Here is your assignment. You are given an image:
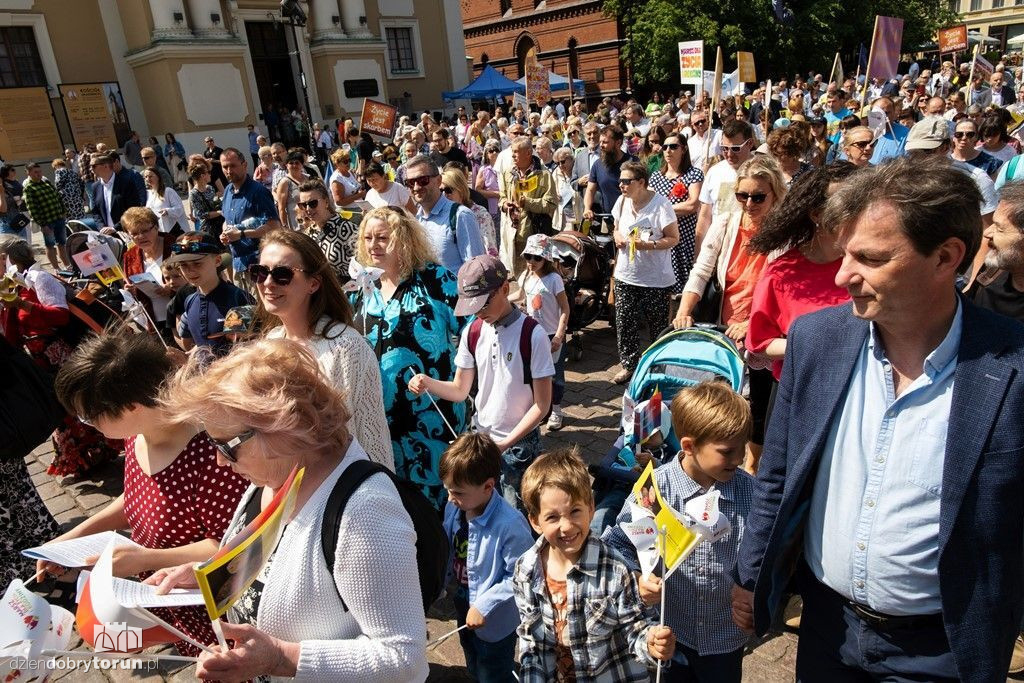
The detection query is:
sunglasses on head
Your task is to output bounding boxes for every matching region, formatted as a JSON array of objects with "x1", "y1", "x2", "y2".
[
  {"x1": 296, "y1": 199, "x2": 320, "y2": 210},
  {"x1": 248, "y1": 263, "x2": 308, "y2": 285},
  {"x1": 172, "y1": 238, "x2": 211, "y2": 255},
  {"x1": 210, "y1": 430, "x2": 255, "y2": 463},
  {"x1": 404, "y1": 174, "x2": 435, "y2": 189},
  {"x1": 735, "y1": 191, "x2": 769, "y2": 204},
  {"x1": 954, "y1": 131, "x2": 977, "y2": 139}
]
